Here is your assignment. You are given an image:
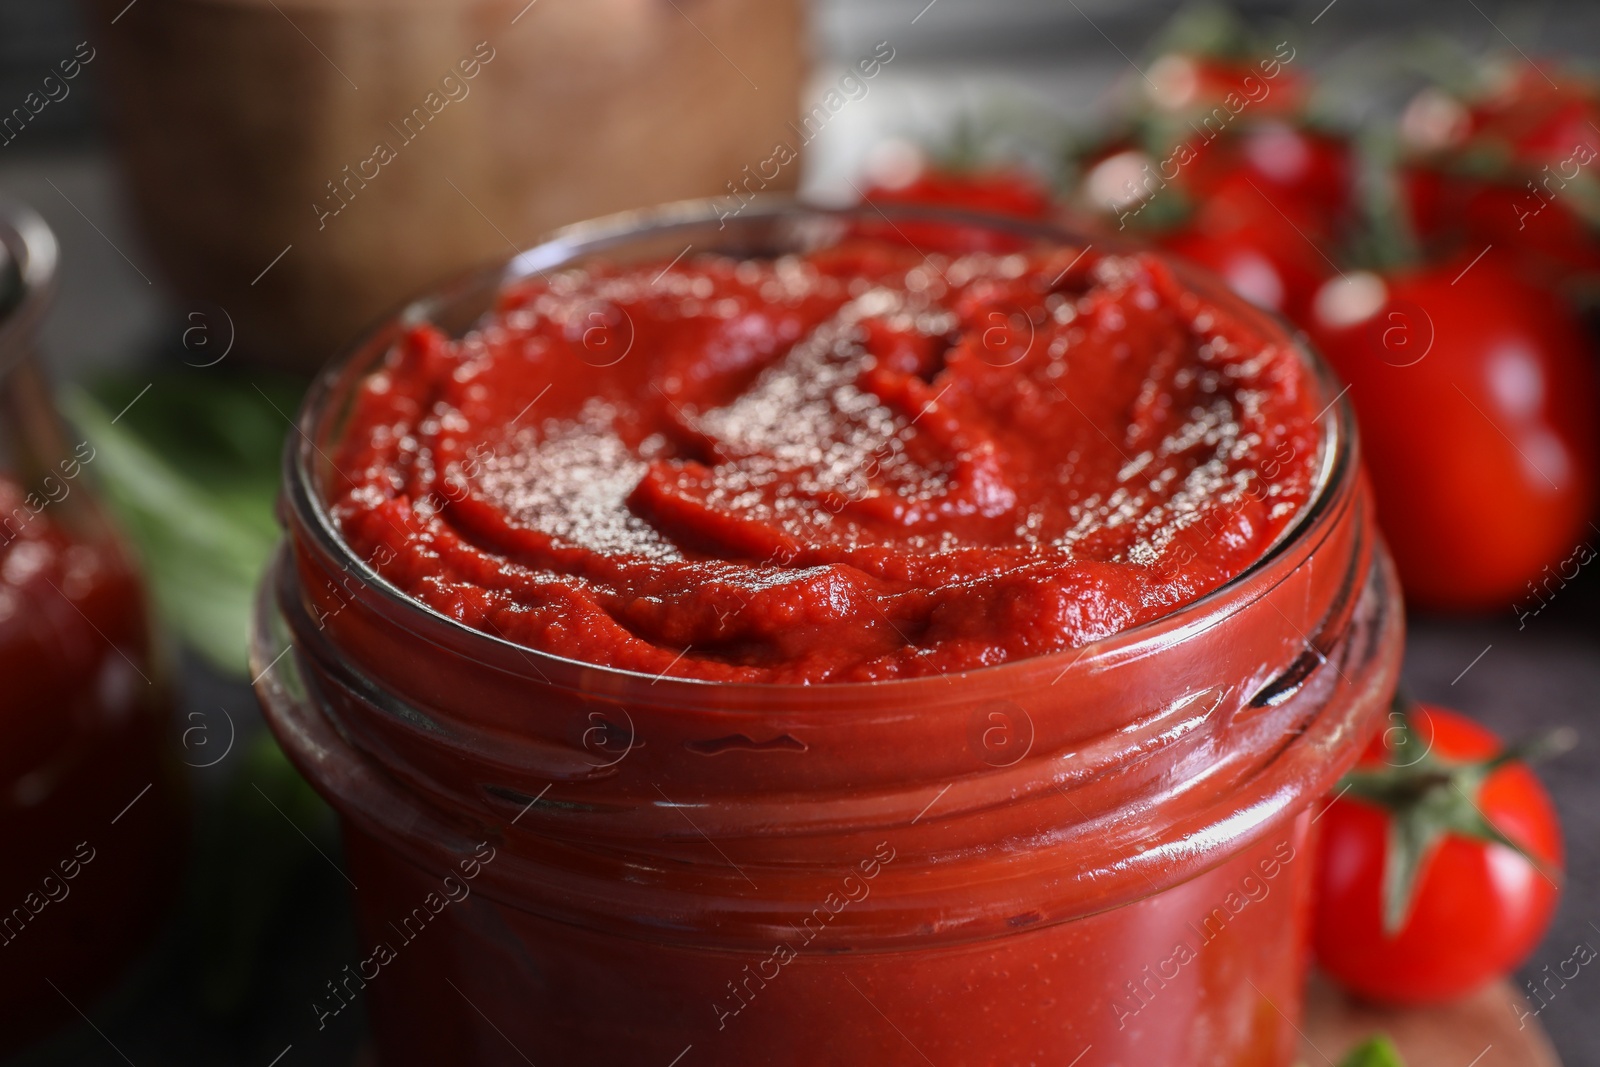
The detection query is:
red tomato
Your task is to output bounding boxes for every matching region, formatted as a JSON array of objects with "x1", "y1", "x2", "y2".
[
  {"x1": 1072, "y1": 114, "x2": 1352, "y2": 321},
  {"x1": 1408, "y1": 170, "x2": 1600, "y2": 290},
  {"x1": 1401, "y1": 165, "x2": 1457, "y2": 244},
  {"x1": 1143, "y1": 51, "x2": 1312, "y2": 120},
  {"x1": 1072, "y1": 34, "x2": 1354, "y2": 283},
  {"x1": 1401, "y1": 70, "x2": 1600, "y2": 286},
  {"x1": 1462, "y1": 67, "x2": 1600, "y2": 161},
  {"x1": 1314, "y1": 704, "x2": 1564, "y2": 1004},
  {"x1": 1183, "y1": 122, "x2": 1355, "y2": 227},
  {"x1": 861, "y1": 167, "x2": 1055, "y2": 221},
  {"x1": 1307, "y1": 255, "x2": 1599, "y2": 611},
  {"x1": 857, "y1": 166, "x2": 1056, "y2": 254},
  {"x1": 1160, "y1": 170, "x2": 1335, "y2": 321},
  {"x1": 1080, "y1": 123, "x2": 1353, "y2": 240}
]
